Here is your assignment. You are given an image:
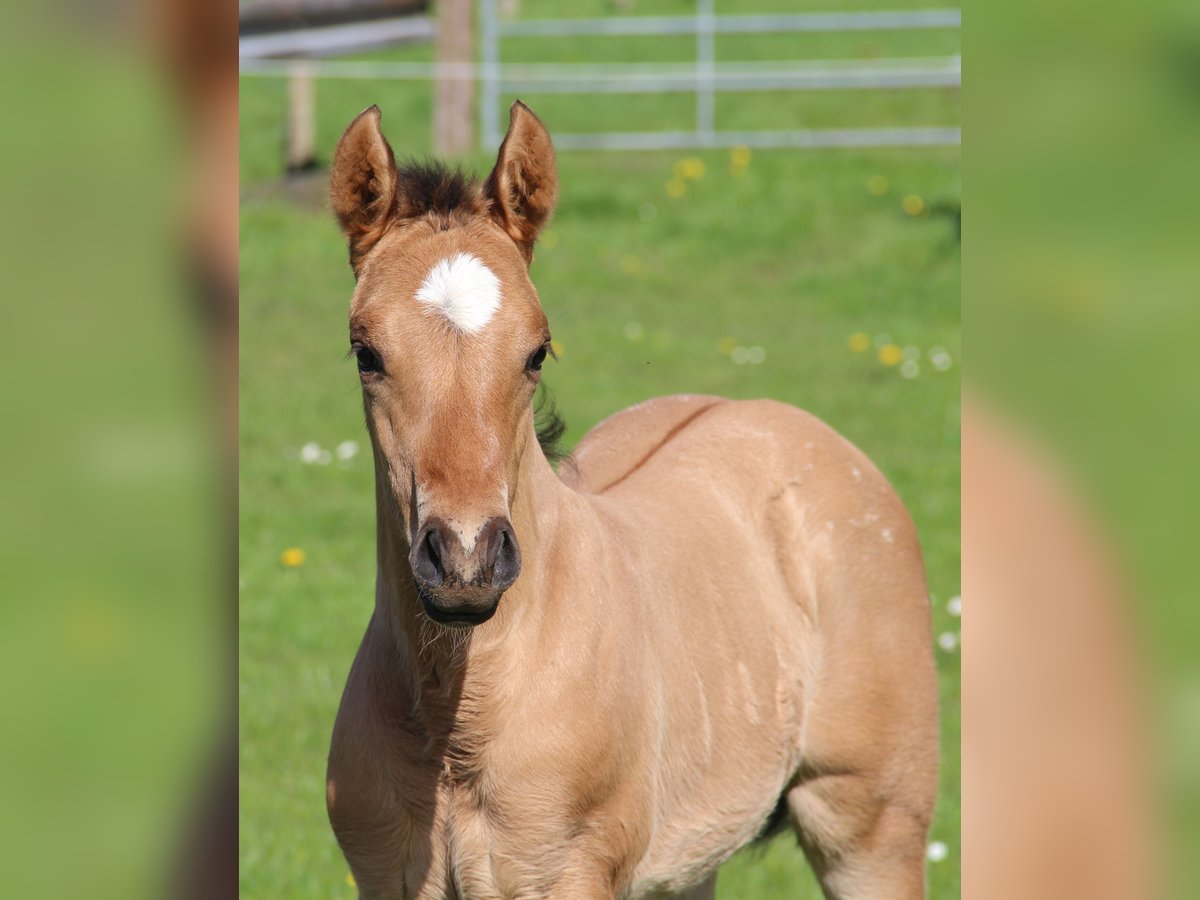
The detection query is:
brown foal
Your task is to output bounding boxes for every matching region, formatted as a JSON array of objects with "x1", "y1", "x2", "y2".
[{"x1": 325, "y1": 101, "x2": 939, "y2": 900}]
